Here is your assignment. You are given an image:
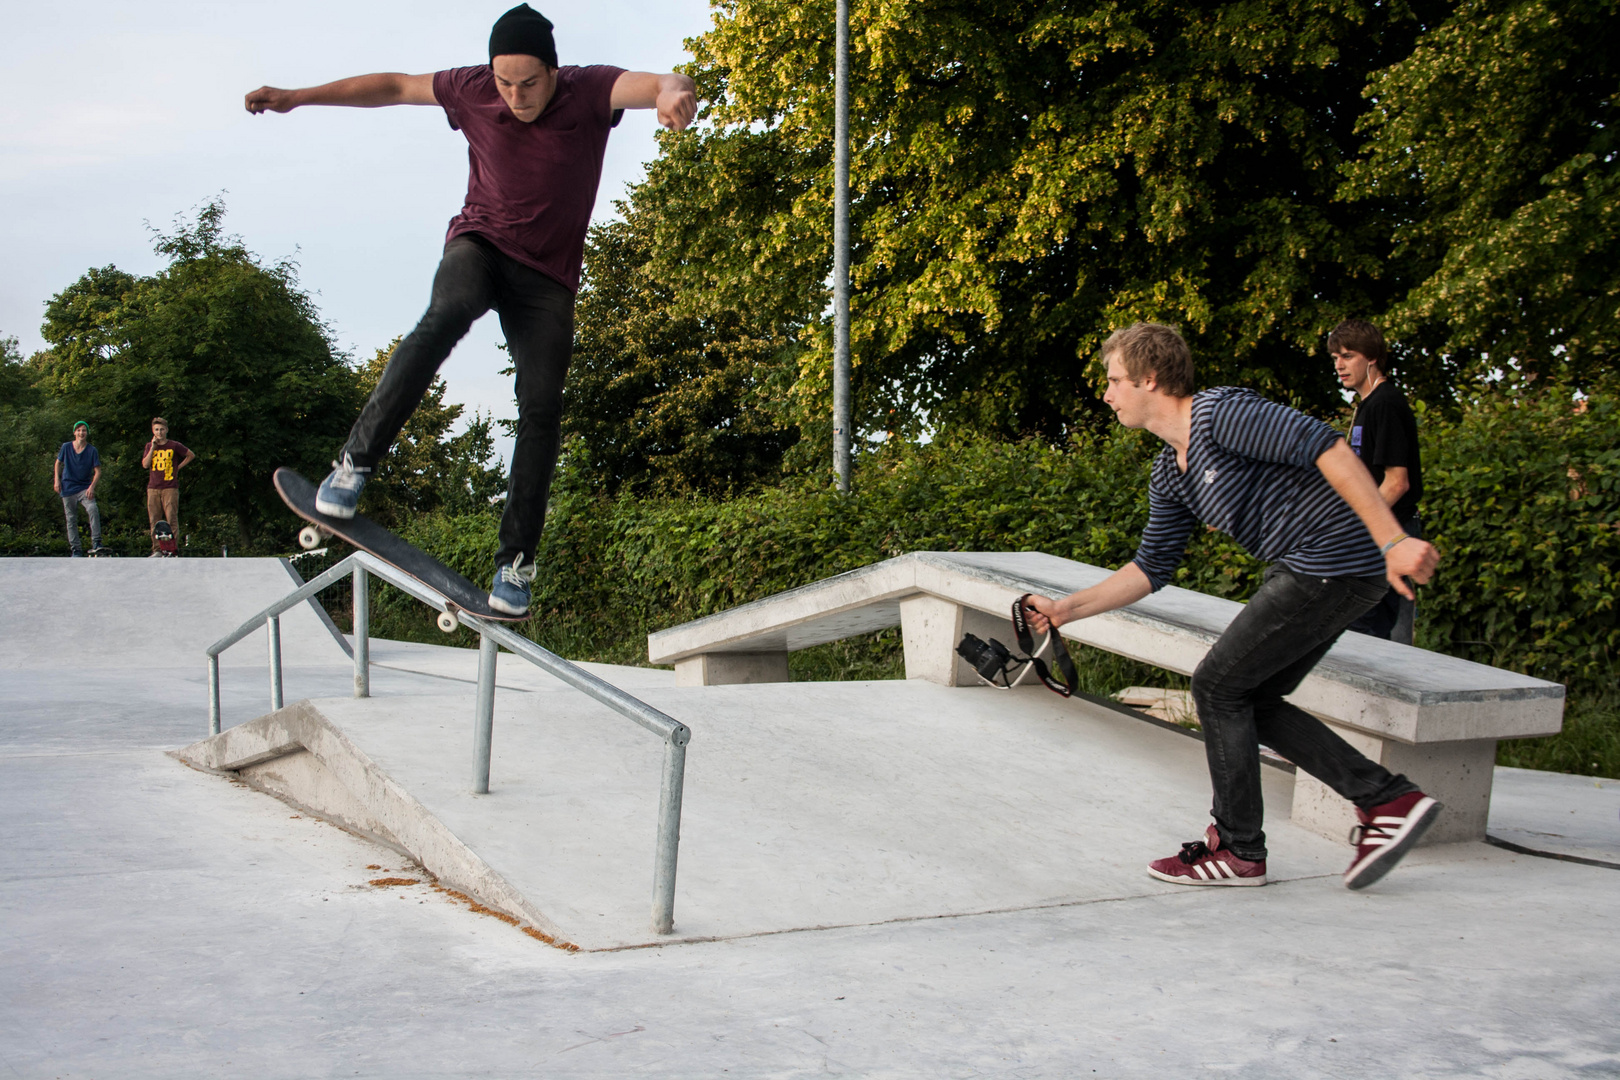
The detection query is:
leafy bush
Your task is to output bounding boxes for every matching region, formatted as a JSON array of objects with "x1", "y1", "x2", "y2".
[
  {"x1": 383, "y1": 379, "x2": 1619, "y2": 777},
  {"x1": 1417, "y1": 382, "x2": 1620, "y2": 692}
]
